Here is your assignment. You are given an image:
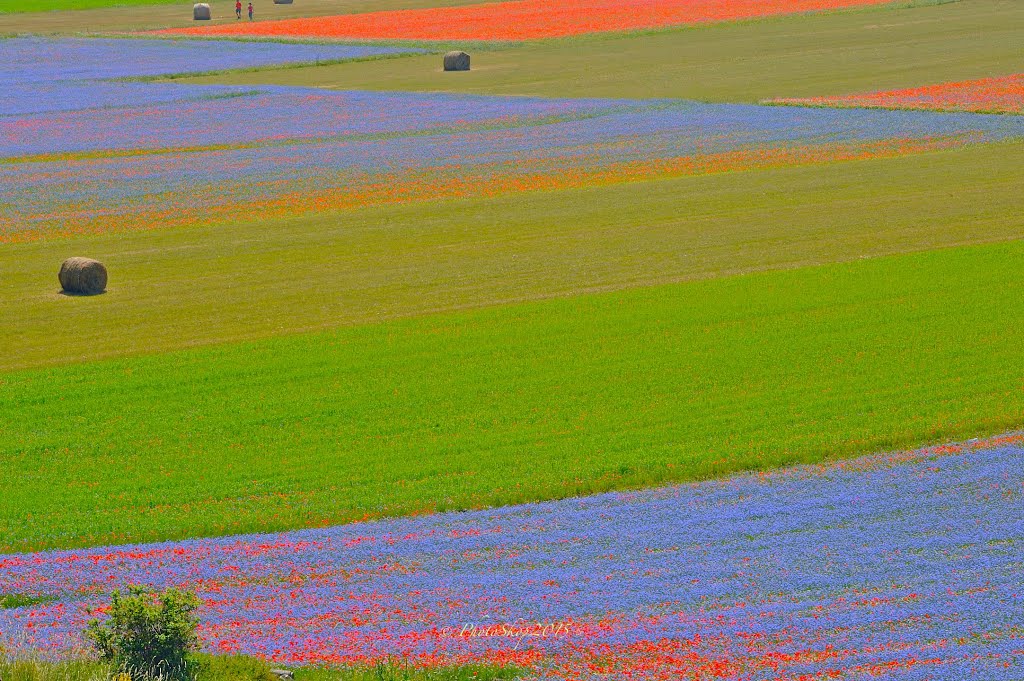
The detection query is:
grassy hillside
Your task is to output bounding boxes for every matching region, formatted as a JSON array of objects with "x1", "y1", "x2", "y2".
[
  {"x1": 192, "y1": 0, "x2": 1023, "y2": 102},
  {"x1": 3, "y1": 239, "x2": 1024, "y2": 552}
]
